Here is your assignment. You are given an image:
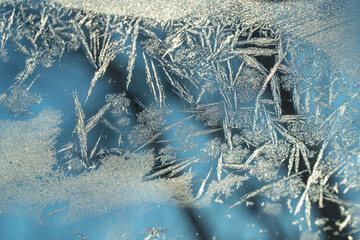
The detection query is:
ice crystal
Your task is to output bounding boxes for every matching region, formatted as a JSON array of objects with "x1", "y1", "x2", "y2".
[
  {"x1": 195, "y1": 105, "x2": 223, "y2": 127},
  {"x1": 0, "y1": 109, "x2": 61, "y2": 179},
  {"x1": 143, "y1": 225, "x2": 167, "y2": 240},
  {"x1": 262, "y1": 202, "x2": 282, "y2": 216},
  {"x1": 200, "y1": 174, "x2": 248, "y2": 205},
  {"x1": 1, "y1": 85, "x2": 41, "y2": 116},
  {"x1": 249, "y1": 156, "x2": 281, "y2": 182},
  {"x1": 105, "y1": 93, "x2": 130, "y2": 117},
  {"x1": 0, "y1": 0, "x2": 359, "y2": 239}
]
